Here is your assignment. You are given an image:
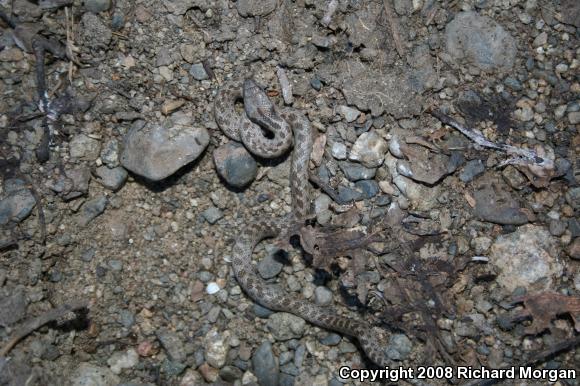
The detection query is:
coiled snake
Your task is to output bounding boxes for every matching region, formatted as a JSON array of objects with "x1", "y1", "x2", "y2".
[{"x1": 215, "y1": 79, "x2": 391, "y2": 366}]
